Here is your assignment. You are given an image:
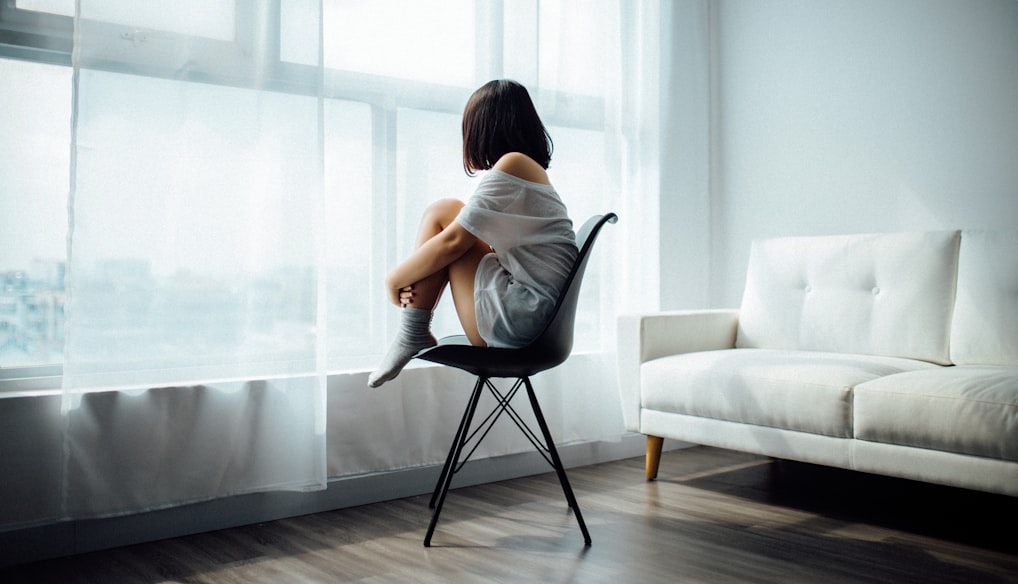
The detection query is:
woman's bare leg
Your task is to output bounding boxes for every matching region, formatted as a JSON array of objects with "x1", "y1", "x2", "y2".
[
  {"x1": 400, "y1": 198, "x2": 489, "y2": 345},
  {"x1": 368, "y1": 199, "x2": 488, "y2": 387},
  {"x1": 448, "y1": 241, "x2": 489, "y2": 346},
  {"x1": 398, "y1": 198, "x2": 463, "y2": 309}
]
